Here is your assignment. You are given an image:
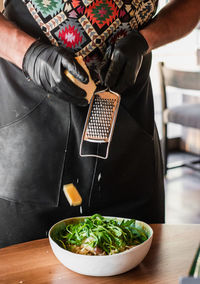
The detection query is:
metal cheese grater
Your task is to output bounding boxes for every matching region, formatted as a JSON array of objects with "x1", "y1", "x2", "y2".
[{"x1": 80, "y1": 89, "x2": 121, "y2": 159}]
